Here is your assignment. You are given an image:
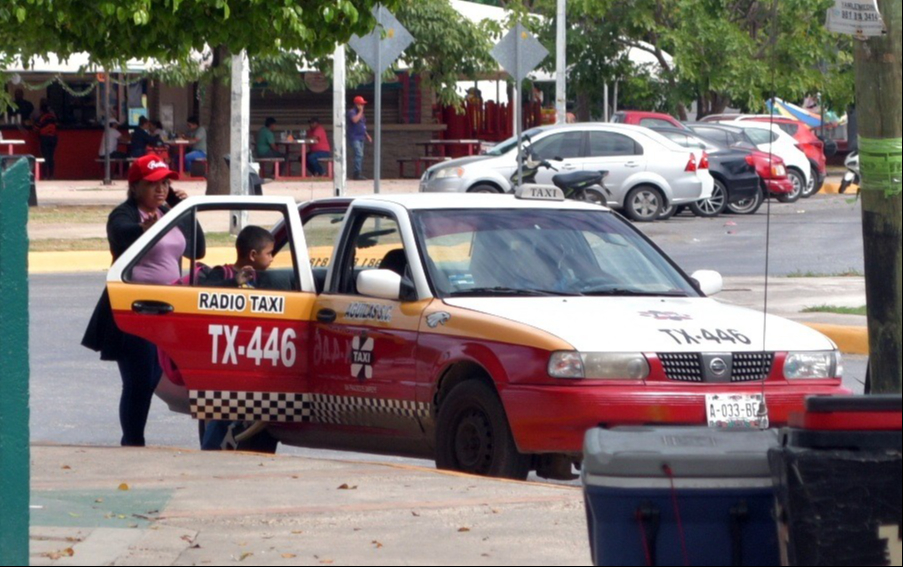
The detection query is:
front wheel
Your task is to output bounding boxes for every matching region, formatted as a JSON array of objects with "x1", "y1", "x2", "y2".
[
  {"x1": 690, "y1": 179, "x2": 728, "y2": 218},
  {"x1": 776, "y1": 169, "x2": 804, "y2": 203},
  {"x1": 578, "y1": 187, "x2": 607, "y2": 206},
  {"x1": 469, "y1": 184, "x2": 501, "y2": 194},
  {"x1": 435, "y1": 381, "x2": 531, "y2": 480},
  {"x1": 726, "y1": 189, "x2": 764, "y2": 215},
  {"x1": 802, "y1": 167, "x2": 819, "y2": 199},
  {"x1": 623, "y1": 185, "x2": 664, "y2": 223}
]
